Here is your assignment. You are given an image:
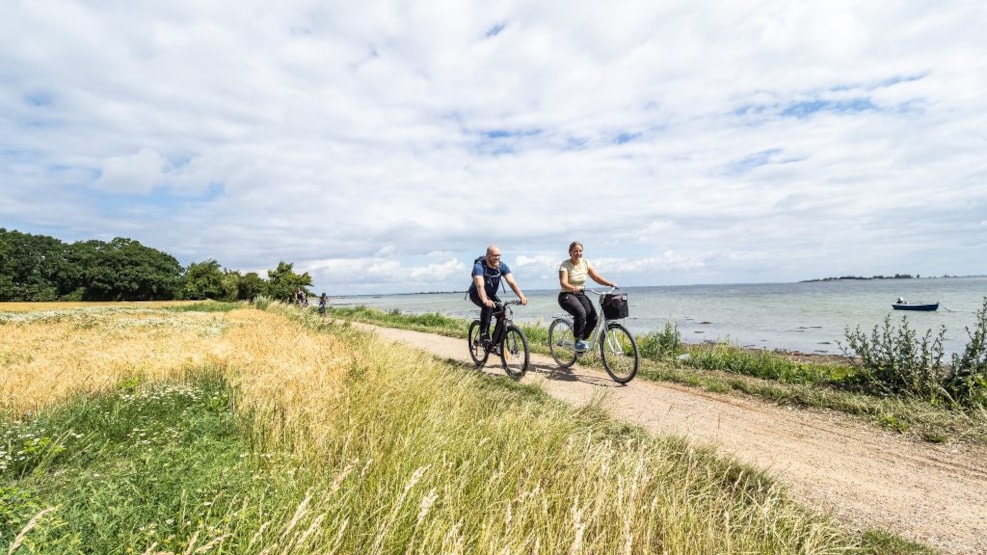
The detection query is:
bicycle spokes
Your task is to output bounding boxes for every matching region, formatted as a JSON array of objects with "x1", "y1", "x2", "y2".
[
  {"x1": 501, "y1": 326, "x2": 529, "y2": 379},
  {"x1": 600, "y1": 323, "x2": 638, "y2": 384},
  {"x1": 548, "y1": 318, "x2": 578, "y2": 368}
]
